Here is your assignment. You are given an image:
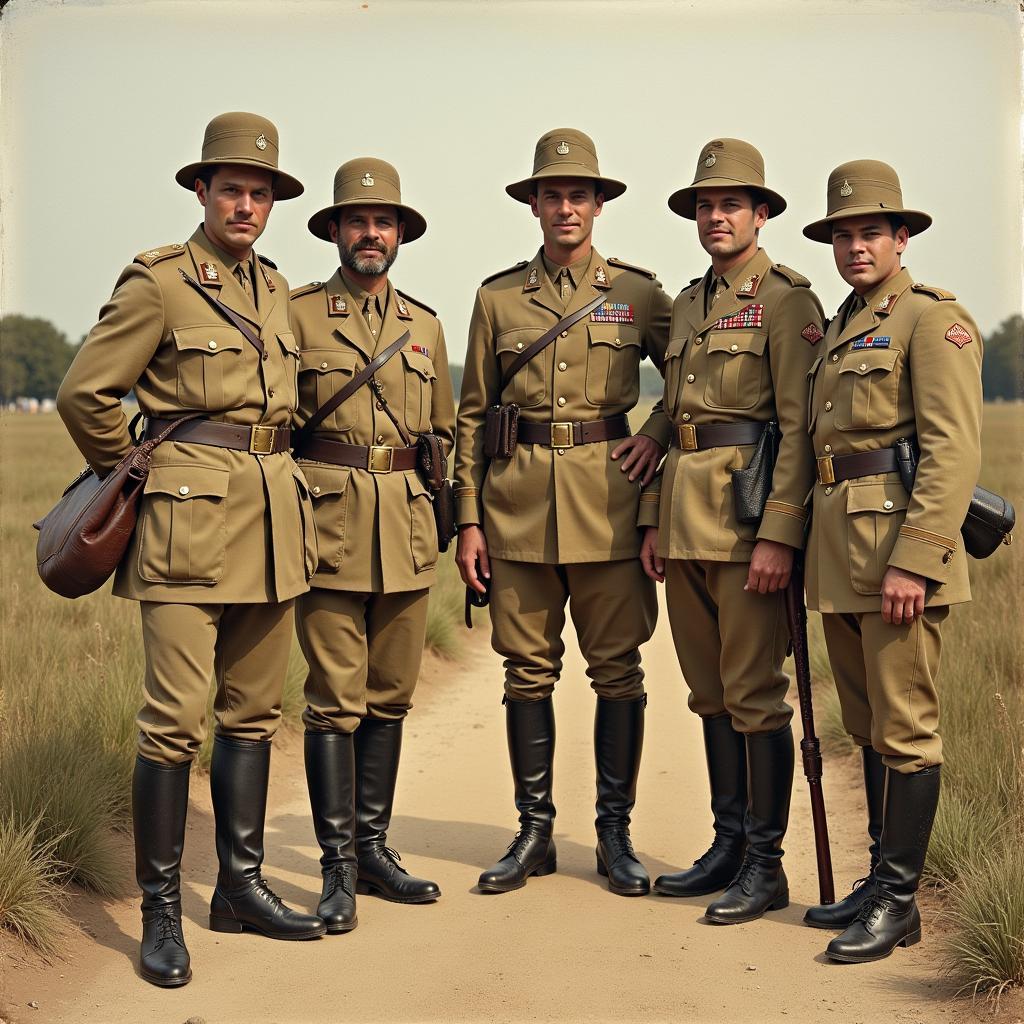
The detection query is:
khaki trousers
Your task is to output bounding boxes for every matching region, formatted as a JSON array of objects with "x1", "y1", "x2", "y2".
[
  {"x1": 821, "y1": 607, "x2": 947, "y2": 773},
  {"x1": 664, "y1": 559, "x2": 792, "y2": 734},
  {"x1": 296, "y1": 588, "x2": 429, "y2": 733},
  {"x1": 489, "y1": 558, "x2": 657, "y2": 702},
  {"x1": 138, "y1": 600, "x2": 294, "y2": 765}
]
